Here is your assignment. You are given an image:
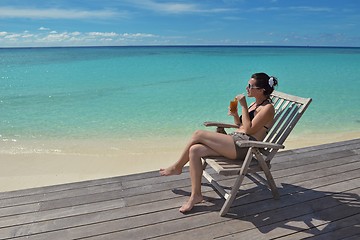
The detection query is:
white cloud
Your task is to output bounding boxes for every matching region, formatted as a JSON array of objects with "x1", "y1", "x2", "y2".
[
  {"x1": 22, "y1": 34, "x2": 34, "y2": 38},
  {"x1": 129, "y1": 0, "x2": 235, "y2": 14},
  {"x1": 130, "y1": 0, "x2": 197, "y2": 13},
  {"x1": 247, "y1": 7, "x2": 280, "y2": 12},
  {"x1": 289, "y1": 6, "x2": 332, "y2": 12},
  {"x1": 88, "y1": 32, "x2": 119, "y2": 37},
  {"x1": 0, "y1": 7, "x2": 120, "y2": 19},
  {"x1": 122, "y1": 33, "x2": 156, "y2": 38},
  {"x1": 0, "y1": 29, "x2": 164, "y2": 47},
  {"x1": 4, "y1": 34, "x2": 21, "y2": 39},
  {"x1": 41, "y1": 32, "x2": 71, "y2": 42},
  {"x1": 248, "y1": 6, "x2": 332, "y2": 13},
  {"x1": 39, "y1": 27, "x2": 50, "y2": 31},
  {"x1": 71, "y1": 32, "x2": 81, "y2": 36}
]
